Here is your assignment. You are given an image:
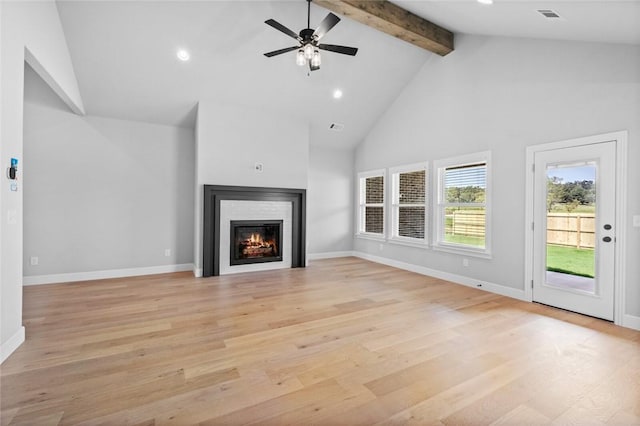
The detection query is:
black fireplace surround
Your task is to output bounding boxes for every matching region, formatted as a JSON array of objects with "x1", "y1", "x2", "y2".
[{"x1": 202, "y1": 185, "x2": 306, "y2": 277}]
